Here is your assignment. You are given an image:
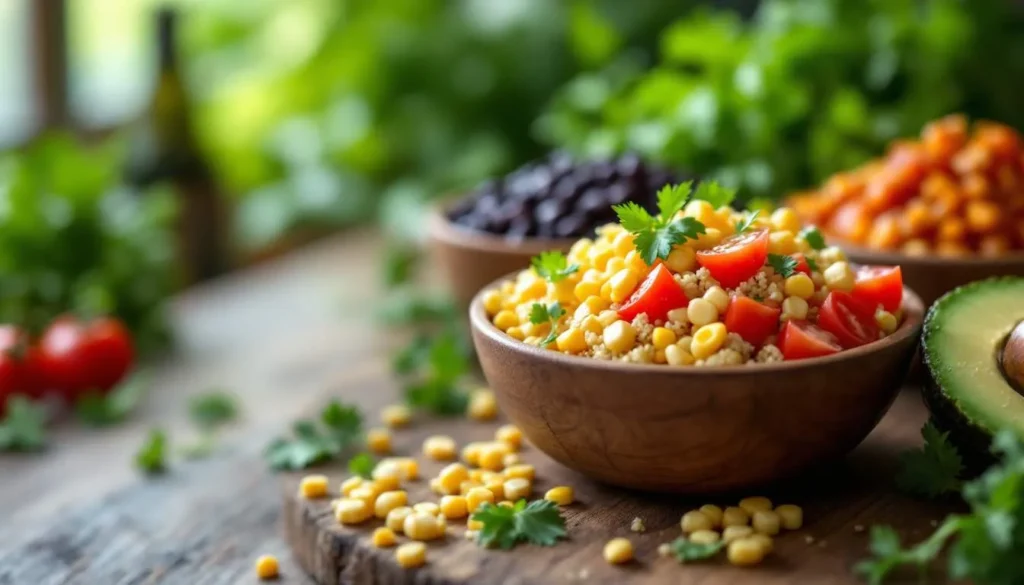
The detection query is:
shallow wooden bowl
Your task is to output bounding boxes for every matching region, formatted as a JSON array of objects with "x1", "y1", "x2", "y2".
[
  {"x1": 427, "y1": 204, "x2": 575, "y2": 309},
  {"x1": 840, "y1": 243, "x2": 1024, "y2": 307},
  {"x1": 469, "y1": 275, "x2": 925, "y2": 494}
]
